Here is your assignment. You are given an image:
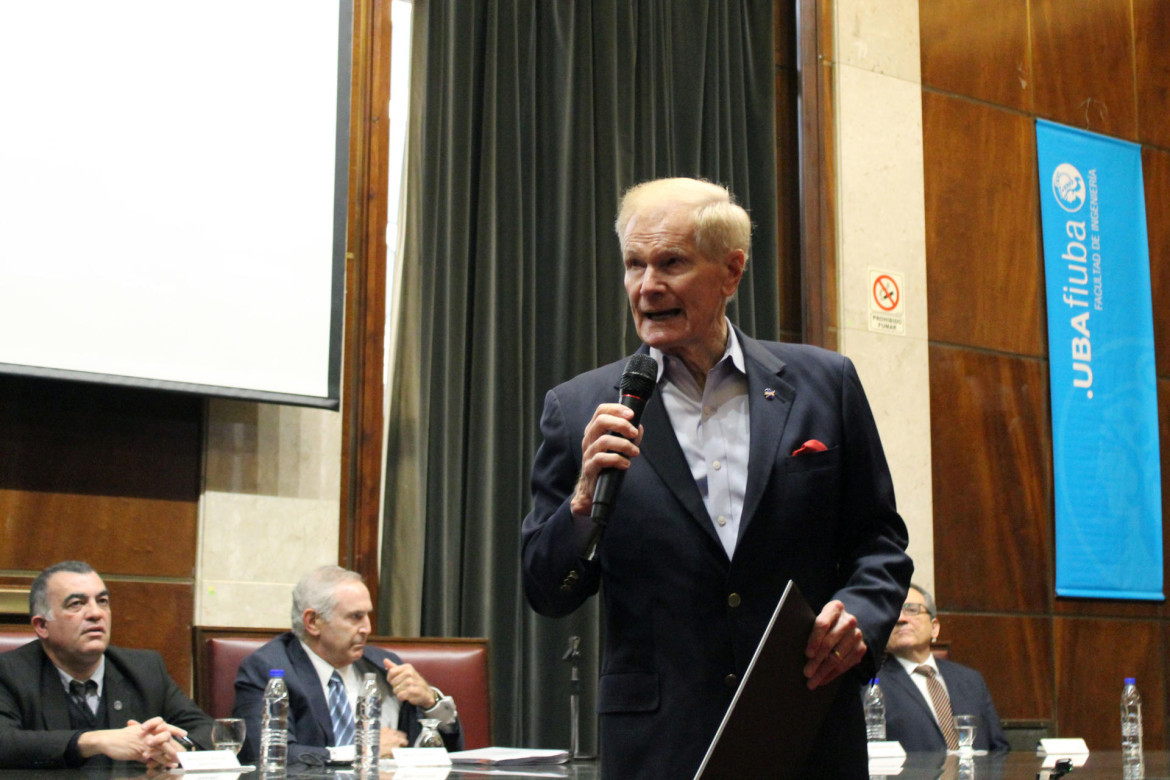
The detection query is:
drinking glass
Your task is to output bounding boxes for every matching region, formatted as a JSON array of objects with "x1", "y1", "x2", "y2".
[
  {"x1": 212, "y1": 717, "x2": 246, "y2": 755},
  {"x1": 414, "y1": 719, "x2": 445, "y2": 748},
  {"x1": 955, "y1": 714, "x2": 976, "y2": 757}
]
